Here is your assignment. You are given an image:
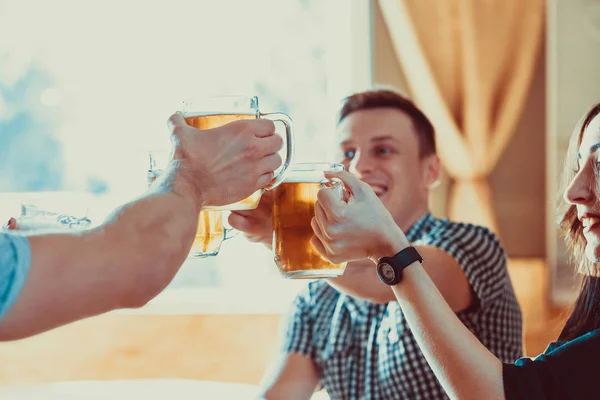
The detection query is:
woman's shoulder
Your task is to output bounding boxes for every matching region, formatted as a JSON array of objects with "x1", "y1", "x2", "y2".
[{"x1": 514, "y1": 328, "x2": 600, "y2": 367}]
